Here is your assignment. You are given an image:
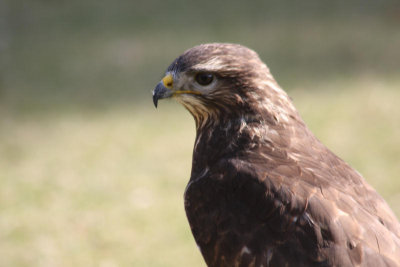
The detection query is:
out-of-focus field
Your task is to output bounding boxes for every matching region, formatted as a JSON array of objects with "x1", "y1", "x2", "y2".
[{"x1": 1, "y1": 1, "x2": 400, "y2": 266}]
